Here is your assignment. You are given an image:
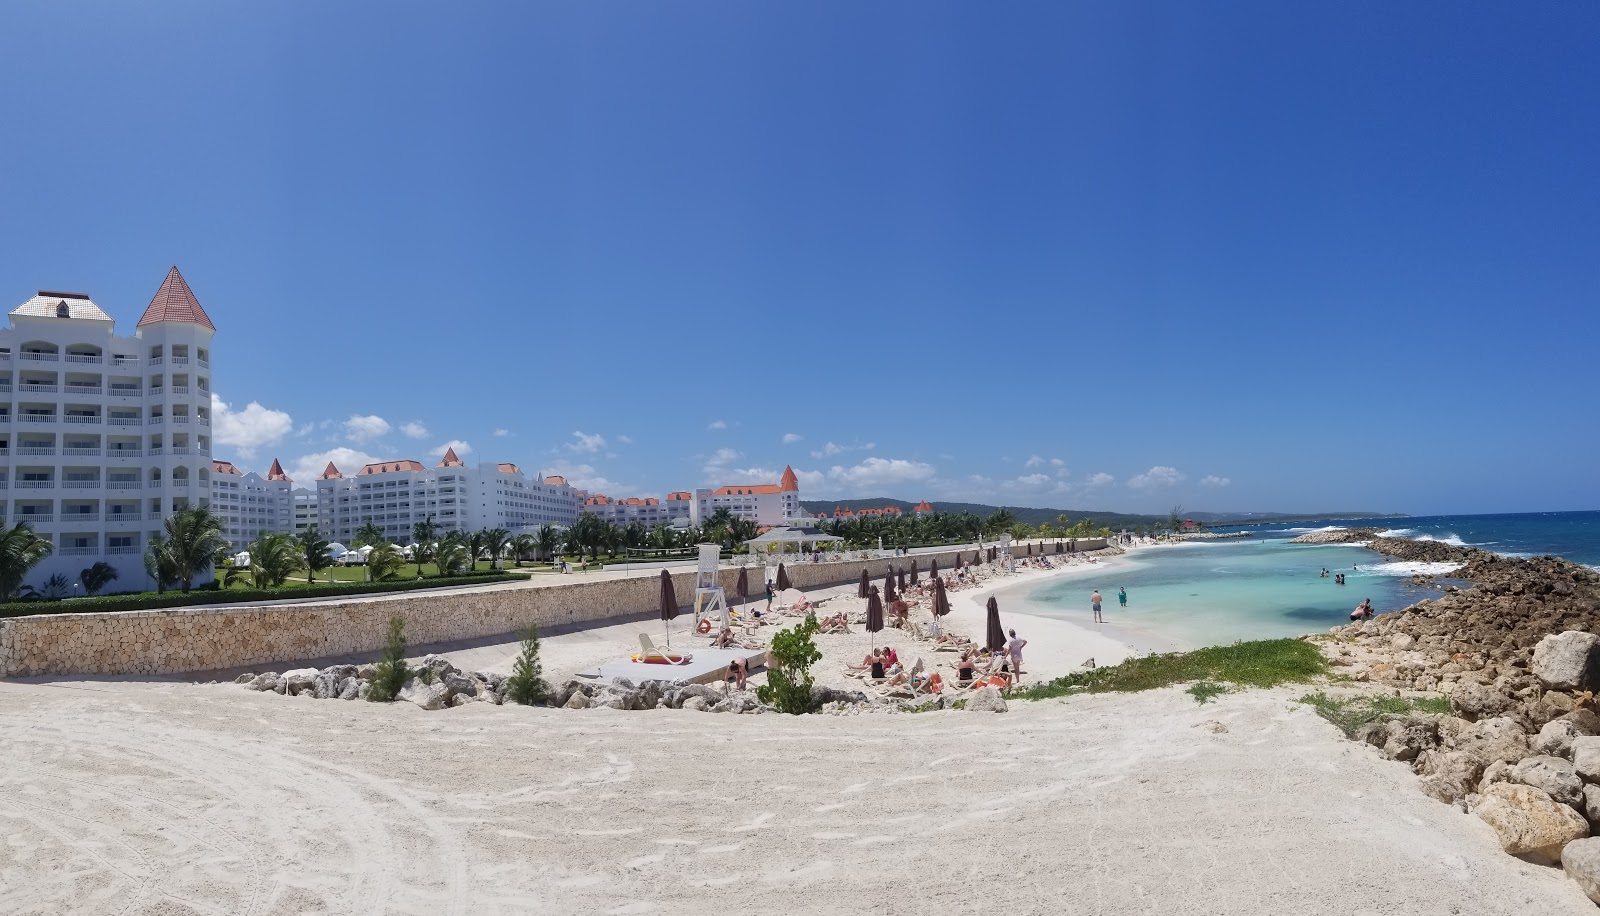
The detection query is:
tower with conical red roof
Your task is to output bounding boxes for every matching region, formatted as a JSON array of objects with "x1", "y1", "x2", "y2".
[{"x1": 136, "y1": 266, "x2": 217, "y2": 546}]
